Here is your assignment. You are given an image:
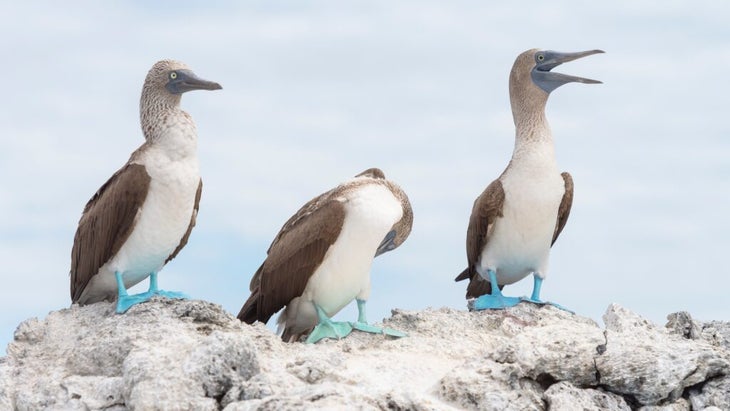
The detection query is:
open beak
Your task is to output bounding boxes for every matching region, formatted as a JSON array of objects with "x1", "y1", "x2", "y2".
[{"x1": 532, "y1": 49, "x2": 604, "y2": 93}]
